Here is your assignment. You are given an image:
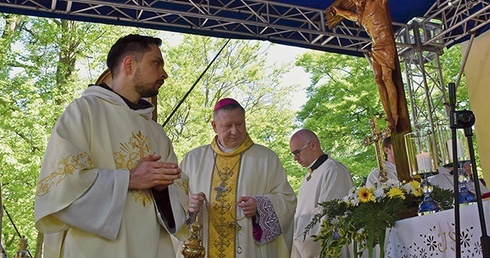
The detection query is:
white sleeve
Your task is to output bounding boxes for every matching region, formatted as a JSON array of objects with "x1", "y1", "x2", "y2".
[
  {"x1": 53, "y1": 169, "x2": 129, "y2": 240},
  {"x1": 366, "y1": 169, "x2": 380, "y2": 188}
]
